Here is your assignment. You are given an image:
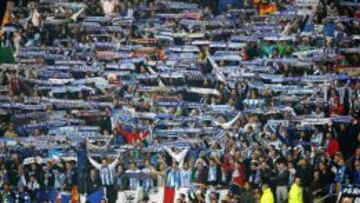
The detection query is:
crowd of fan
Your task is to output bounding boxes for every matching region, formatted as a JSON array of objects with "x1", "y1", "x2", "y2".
[{"x1": 0, "y1": 0, "x2": 359, "y2": 203}]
